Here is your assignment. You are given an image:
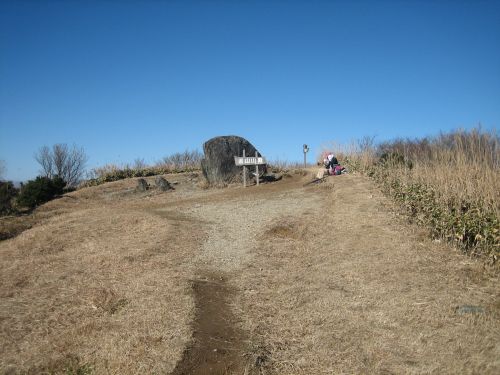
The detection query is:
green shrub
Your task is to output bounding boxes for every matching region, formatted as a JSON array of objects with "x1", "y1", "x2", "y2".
[
  {"x1": 17, "y1": 176, "x2": 66, "y2": 209},
  {"x1": 378, "y1": 151, "x2": 413, "y2": 169},
  {"x1": 0, "y1": 181, "x2": 18, "y2": 214}
]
